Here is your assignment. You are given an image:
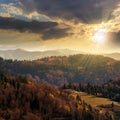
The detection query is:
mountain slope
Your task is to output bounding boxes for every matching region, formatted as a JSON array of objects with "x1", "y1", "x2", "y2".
[
  {"x1": 0, "y1": 74, "x2": 112, "y2": 120},
  {"x1": 0, "y1": 54, "x2": 119, "y2": 85}
]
